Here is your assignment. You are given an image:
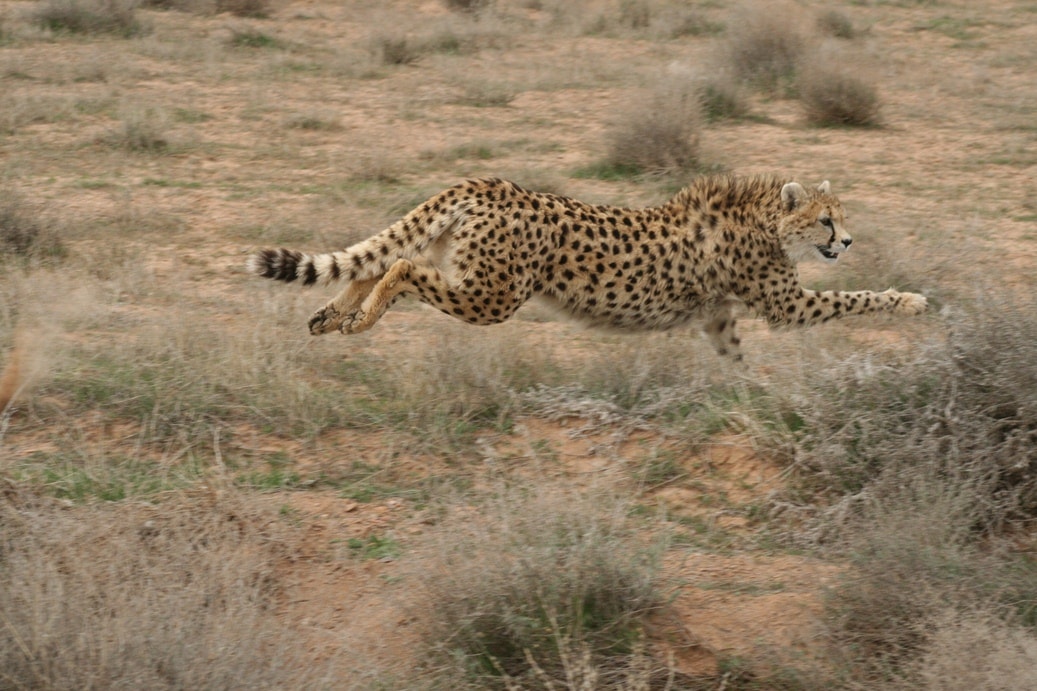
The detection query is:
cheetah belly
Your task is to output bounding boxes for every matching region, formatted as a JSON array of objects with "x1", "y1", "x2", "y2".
[{"x1": 530, "y1": 292, "x2": 708, "y2": 332}]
